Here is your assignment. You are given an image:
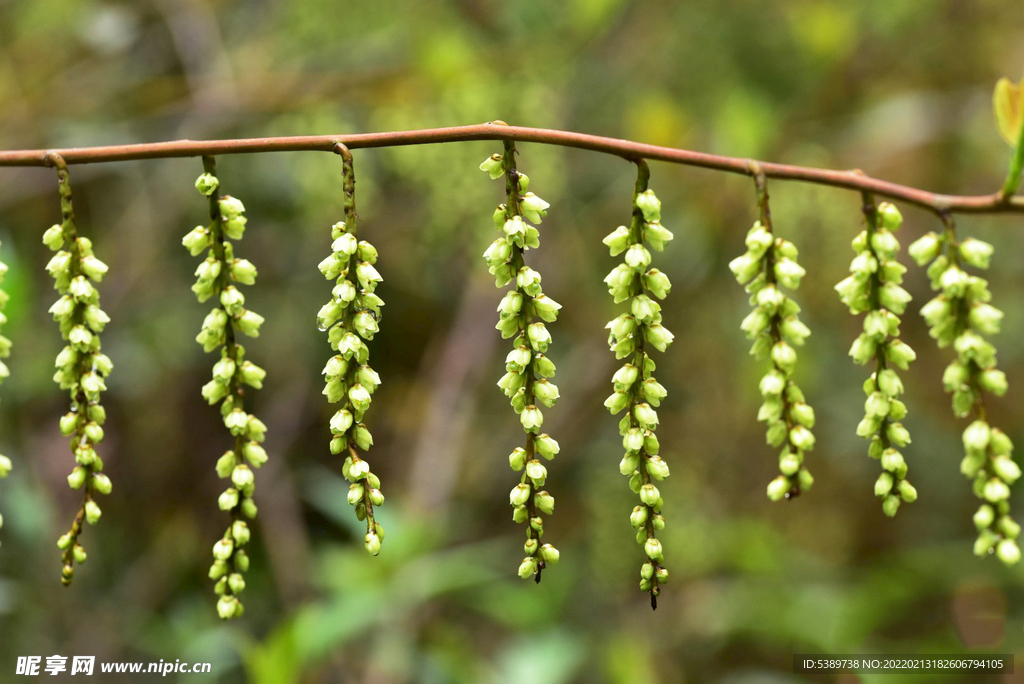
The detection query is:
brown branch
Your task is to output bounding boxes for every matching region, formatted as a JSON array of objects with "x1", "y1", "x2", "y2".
[{"x1": 1, "y1": 122, "x2": 1023, "y2": 215}]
